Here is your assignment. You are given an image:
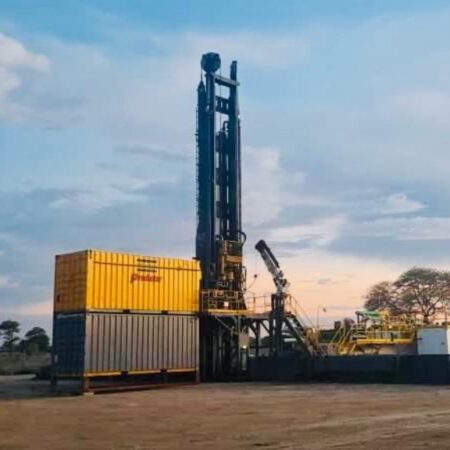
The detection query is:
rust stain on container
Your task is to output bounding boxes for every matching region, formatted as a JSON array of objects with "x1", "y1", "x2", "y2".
[{"x1": 54, "y1": 250, "x2": 201, "y2": 313}]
